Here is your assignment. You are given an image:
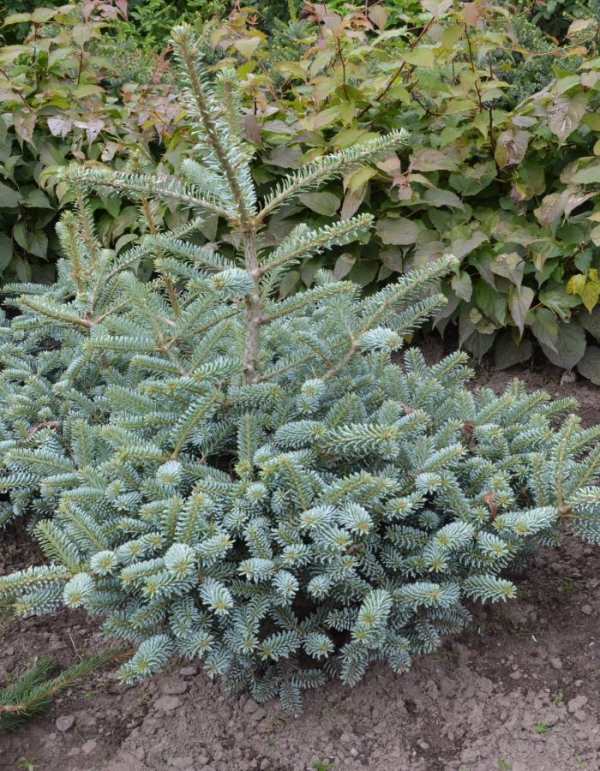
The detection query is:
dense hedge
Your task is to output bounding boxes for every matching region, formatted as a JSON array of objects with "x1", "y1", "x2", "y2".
[{"x1": 2, "y1": 1, "x2": 600, "y2": 379}]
